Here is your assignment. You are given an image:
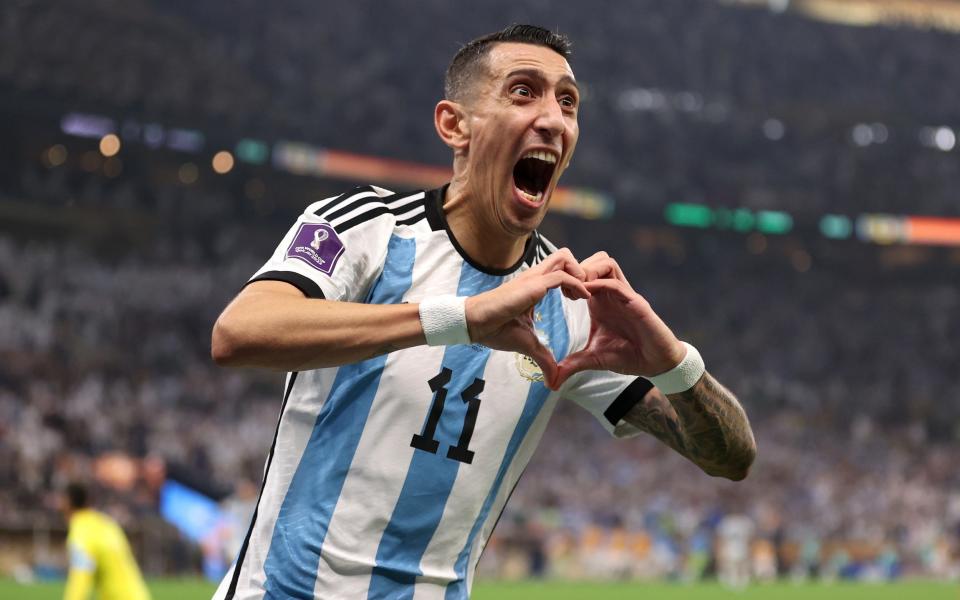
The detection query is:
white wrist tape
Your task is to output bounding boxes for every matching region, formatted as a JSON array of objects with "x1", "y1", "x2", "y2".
[
  {"x1": 419, "y1": 295, "x2": 471, "y2": 347},
  {"x1": 648, "y1": 342, "x2": 705, "y2": 395}
]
